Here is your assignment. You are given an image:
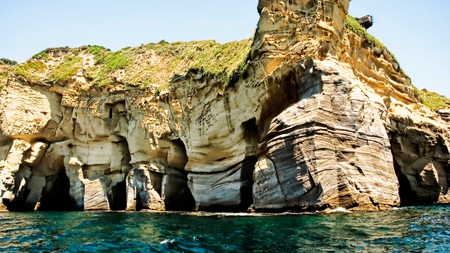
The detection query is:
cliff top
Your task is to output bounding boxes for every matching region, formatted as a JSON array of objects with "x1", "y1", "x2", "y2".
[
  {"x1": 419, "y1": 89, "x2": 450, "y2": 111},
  {"x1": 10, "y1": 39, "x2": 251, "y2": 92},
  {"x1": 1, "y1": 15, "x2": 449, "y2": 110}
]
